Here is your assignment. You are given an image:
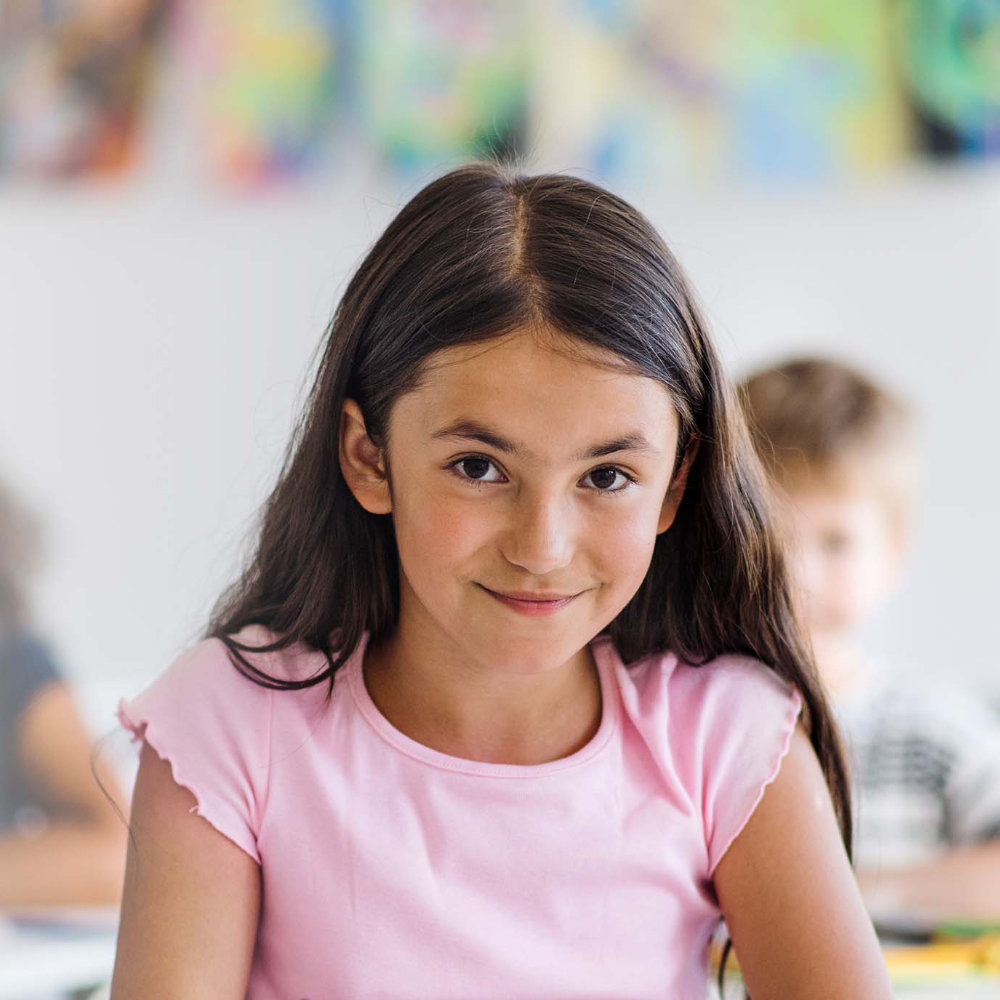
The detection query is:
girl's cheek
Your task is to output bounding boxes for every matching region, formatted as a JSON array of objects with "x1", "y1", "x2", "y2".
[
  {"x1": 589, "y1": 506, "x2": 661, "y2": 579},
  {"x1": 603, "y1": 500, "x2": 661, "y2": 547},
  {"x1": 399, "y1": 490, "x2": 485, "y2": 555}
]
